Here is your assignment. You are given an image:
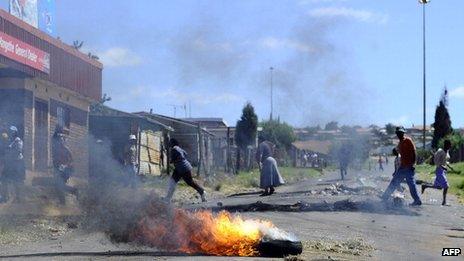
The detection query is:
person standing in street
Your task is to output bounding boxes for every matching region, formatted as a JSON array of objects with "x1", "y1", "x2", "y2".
[
  {"x1": 124, "y1": 134, "x2": 138, "y2": 188},
  {"x1": 382, "y1": 127, "x2": 422, "y2": 206},
  {"x1": 421, "y1": 140, "x2": 456, "y2": 206},
  {"x1": 165, "y1": 138, "x2": 206, "y2": 202},
  {"x1": 52, "y1": 126, "x2": 78, "y2": 205},
  {"x1": 0, "y1": 126, "x2": 25, "y2": 203},
  {"x1": 256, "y1": 137, "x2": 284, "y2": 196}
]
